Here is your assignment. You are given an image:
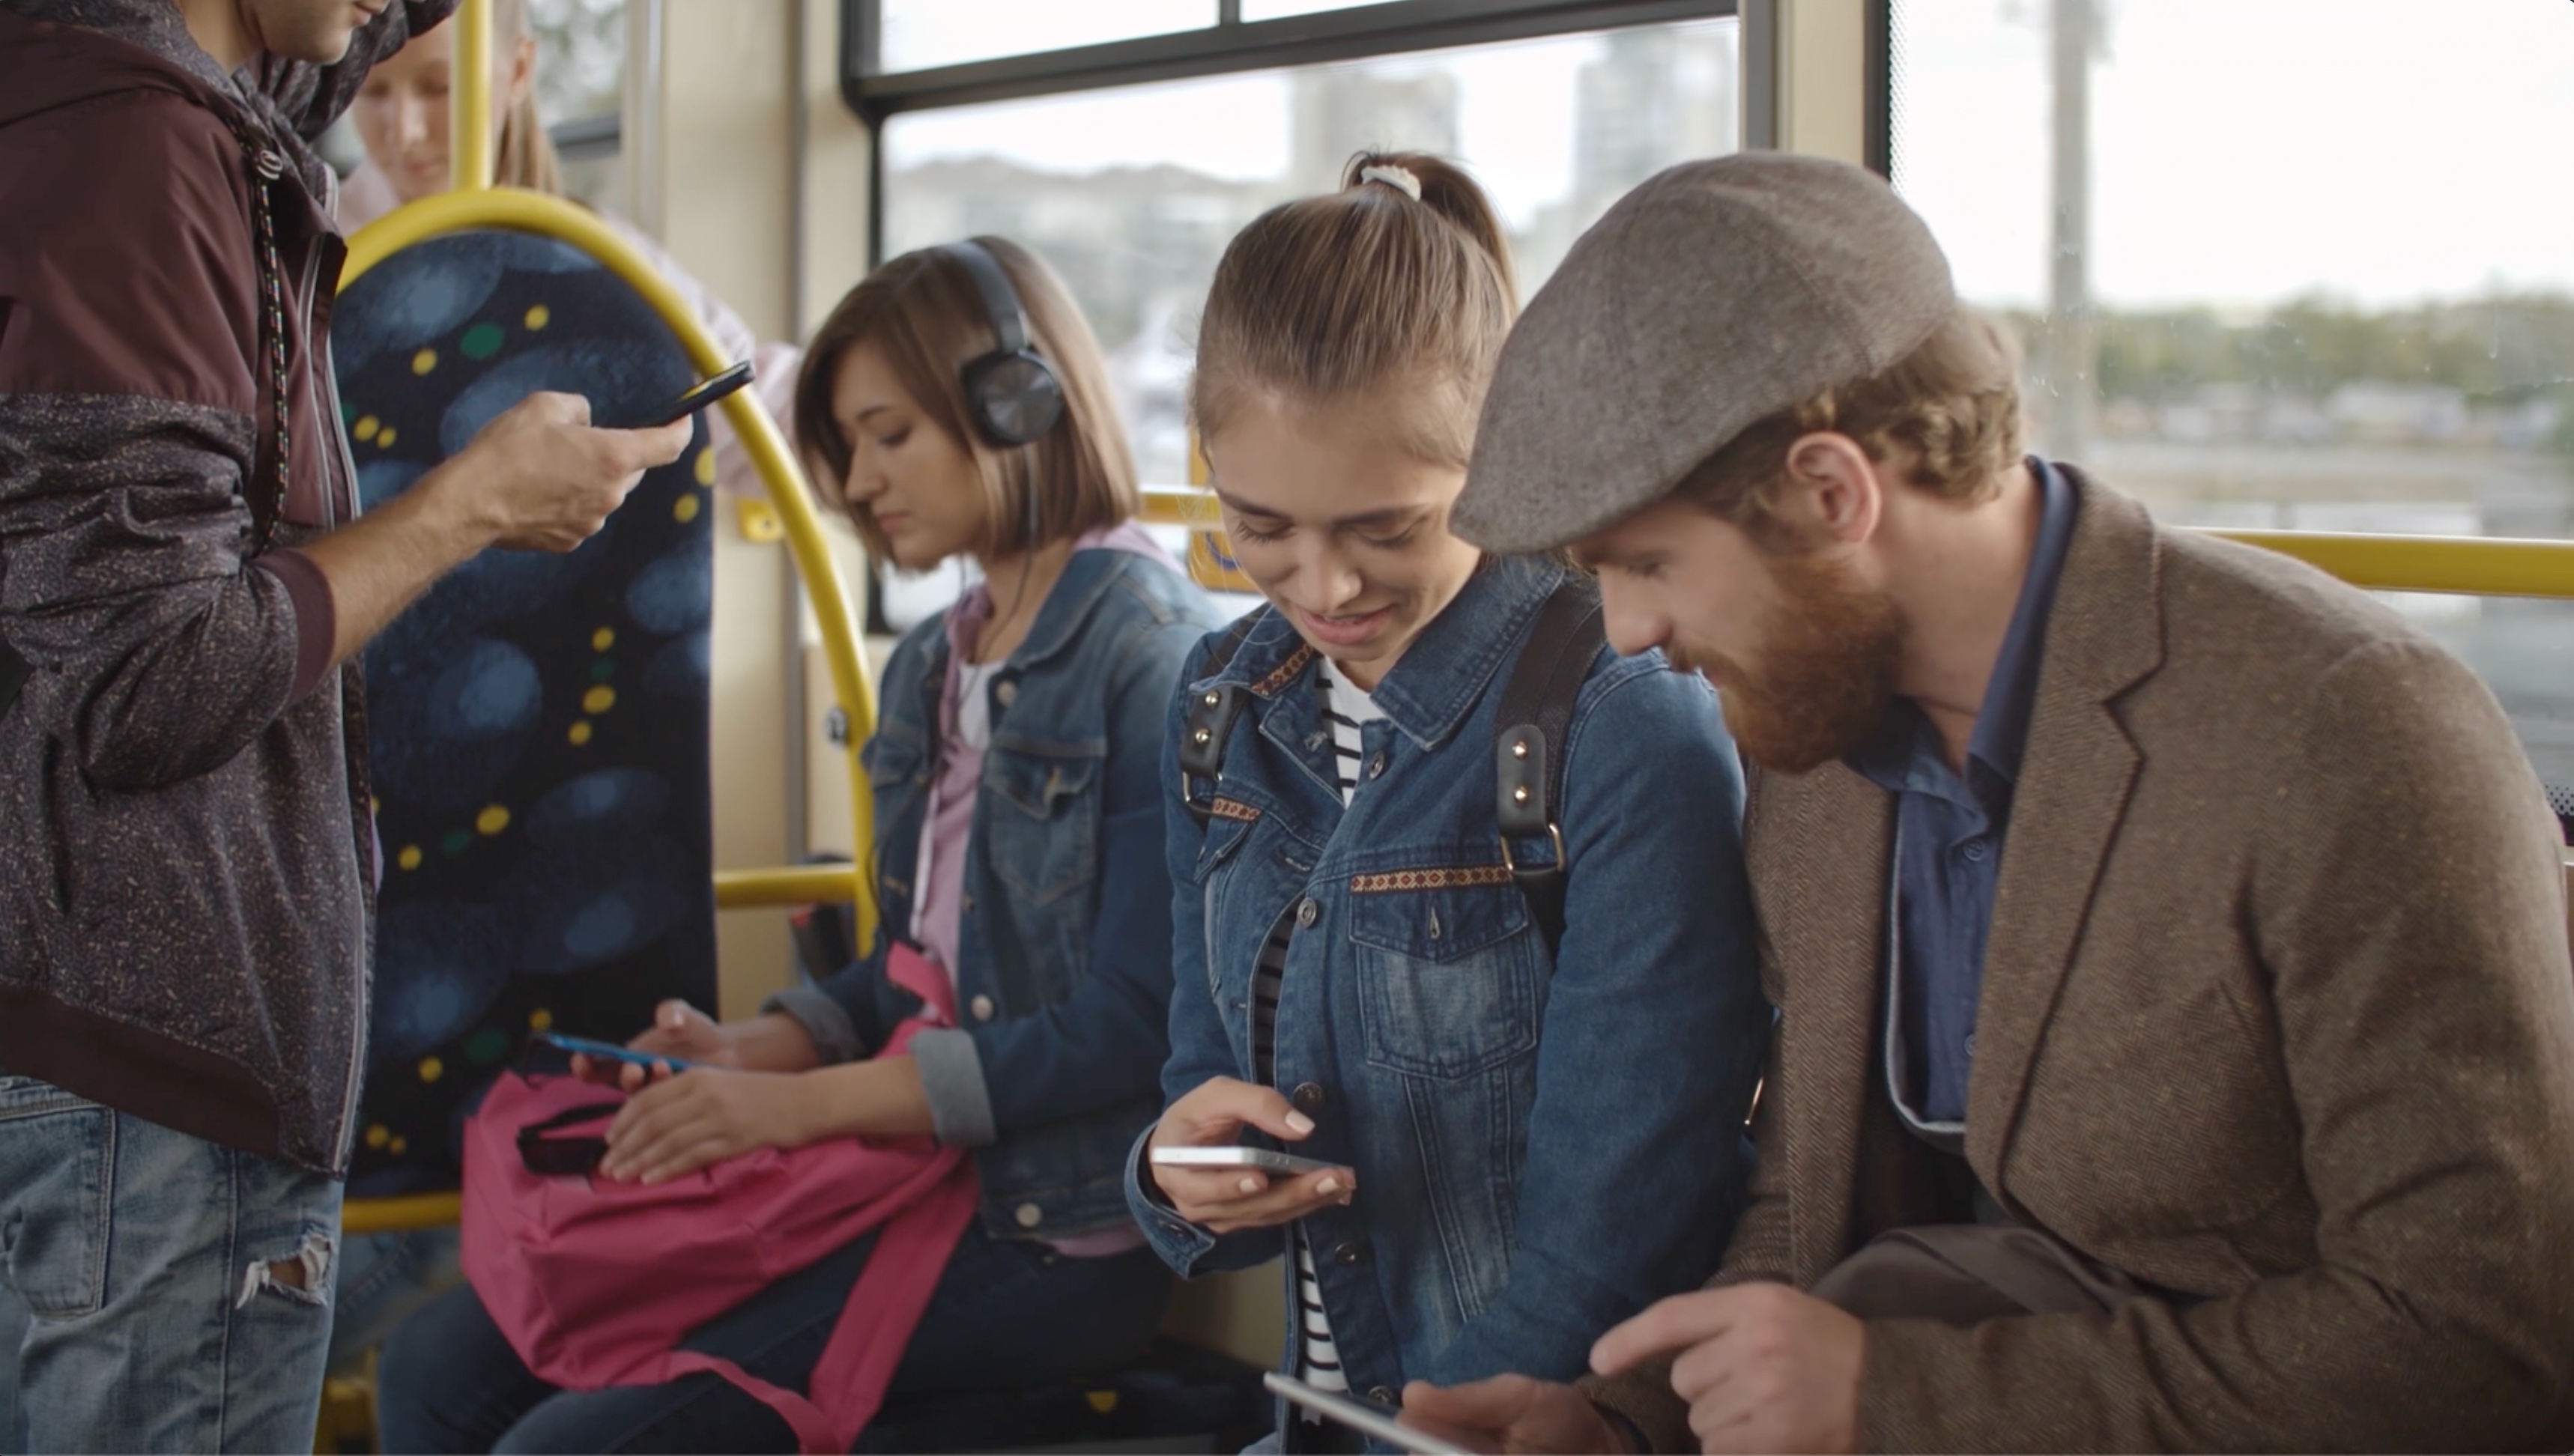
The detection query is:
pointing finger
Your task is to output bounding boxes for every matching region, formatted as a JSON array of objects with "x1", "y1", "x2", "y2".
[{"x1": 1590, "y1": 1287, "x2": 1750, "y2": 1377}]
